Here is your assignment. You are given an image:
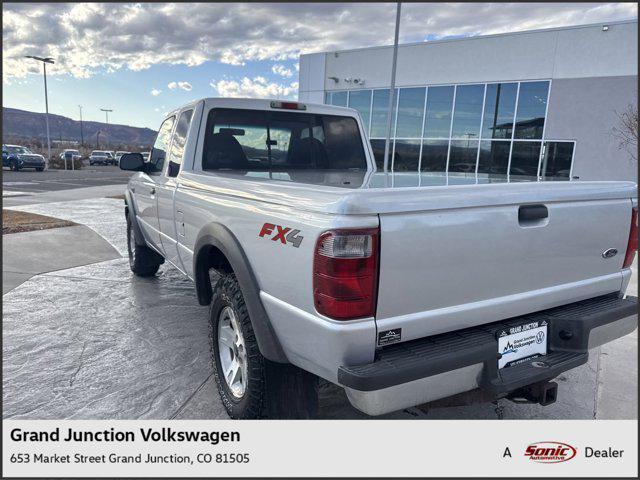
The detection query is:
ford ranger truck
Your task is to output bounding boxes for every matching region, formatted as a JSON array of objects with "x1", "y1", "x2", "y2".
[{"x1": 120, "y1": 98, "x2": 638, "y2": 419}]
